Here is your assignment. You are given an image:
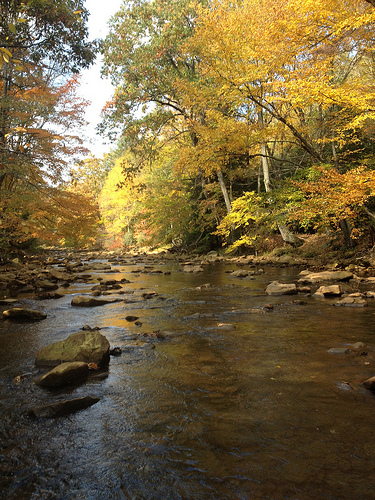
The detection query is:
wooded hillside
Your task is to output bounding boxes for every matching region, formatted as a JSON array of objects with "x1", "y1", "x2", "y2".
[{"x1": 3, "y1": 0, "x2": 375, "y2": 258}]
